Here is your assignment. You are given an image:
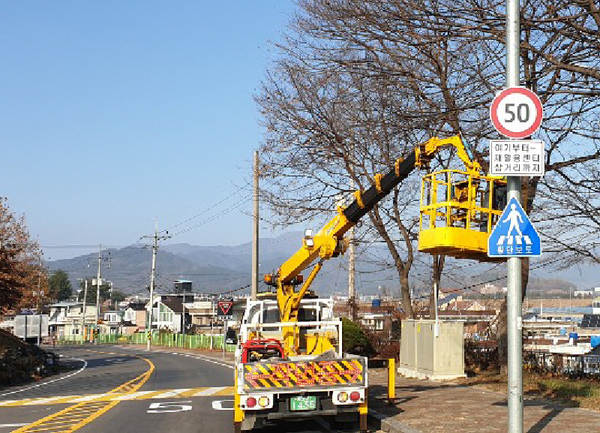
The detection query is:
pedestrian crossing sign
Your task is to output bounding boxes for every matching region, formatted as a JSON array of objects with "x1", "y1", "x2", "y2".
[{"x1": 488, "y1": 198, "x2": 541, "y2": 257}]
